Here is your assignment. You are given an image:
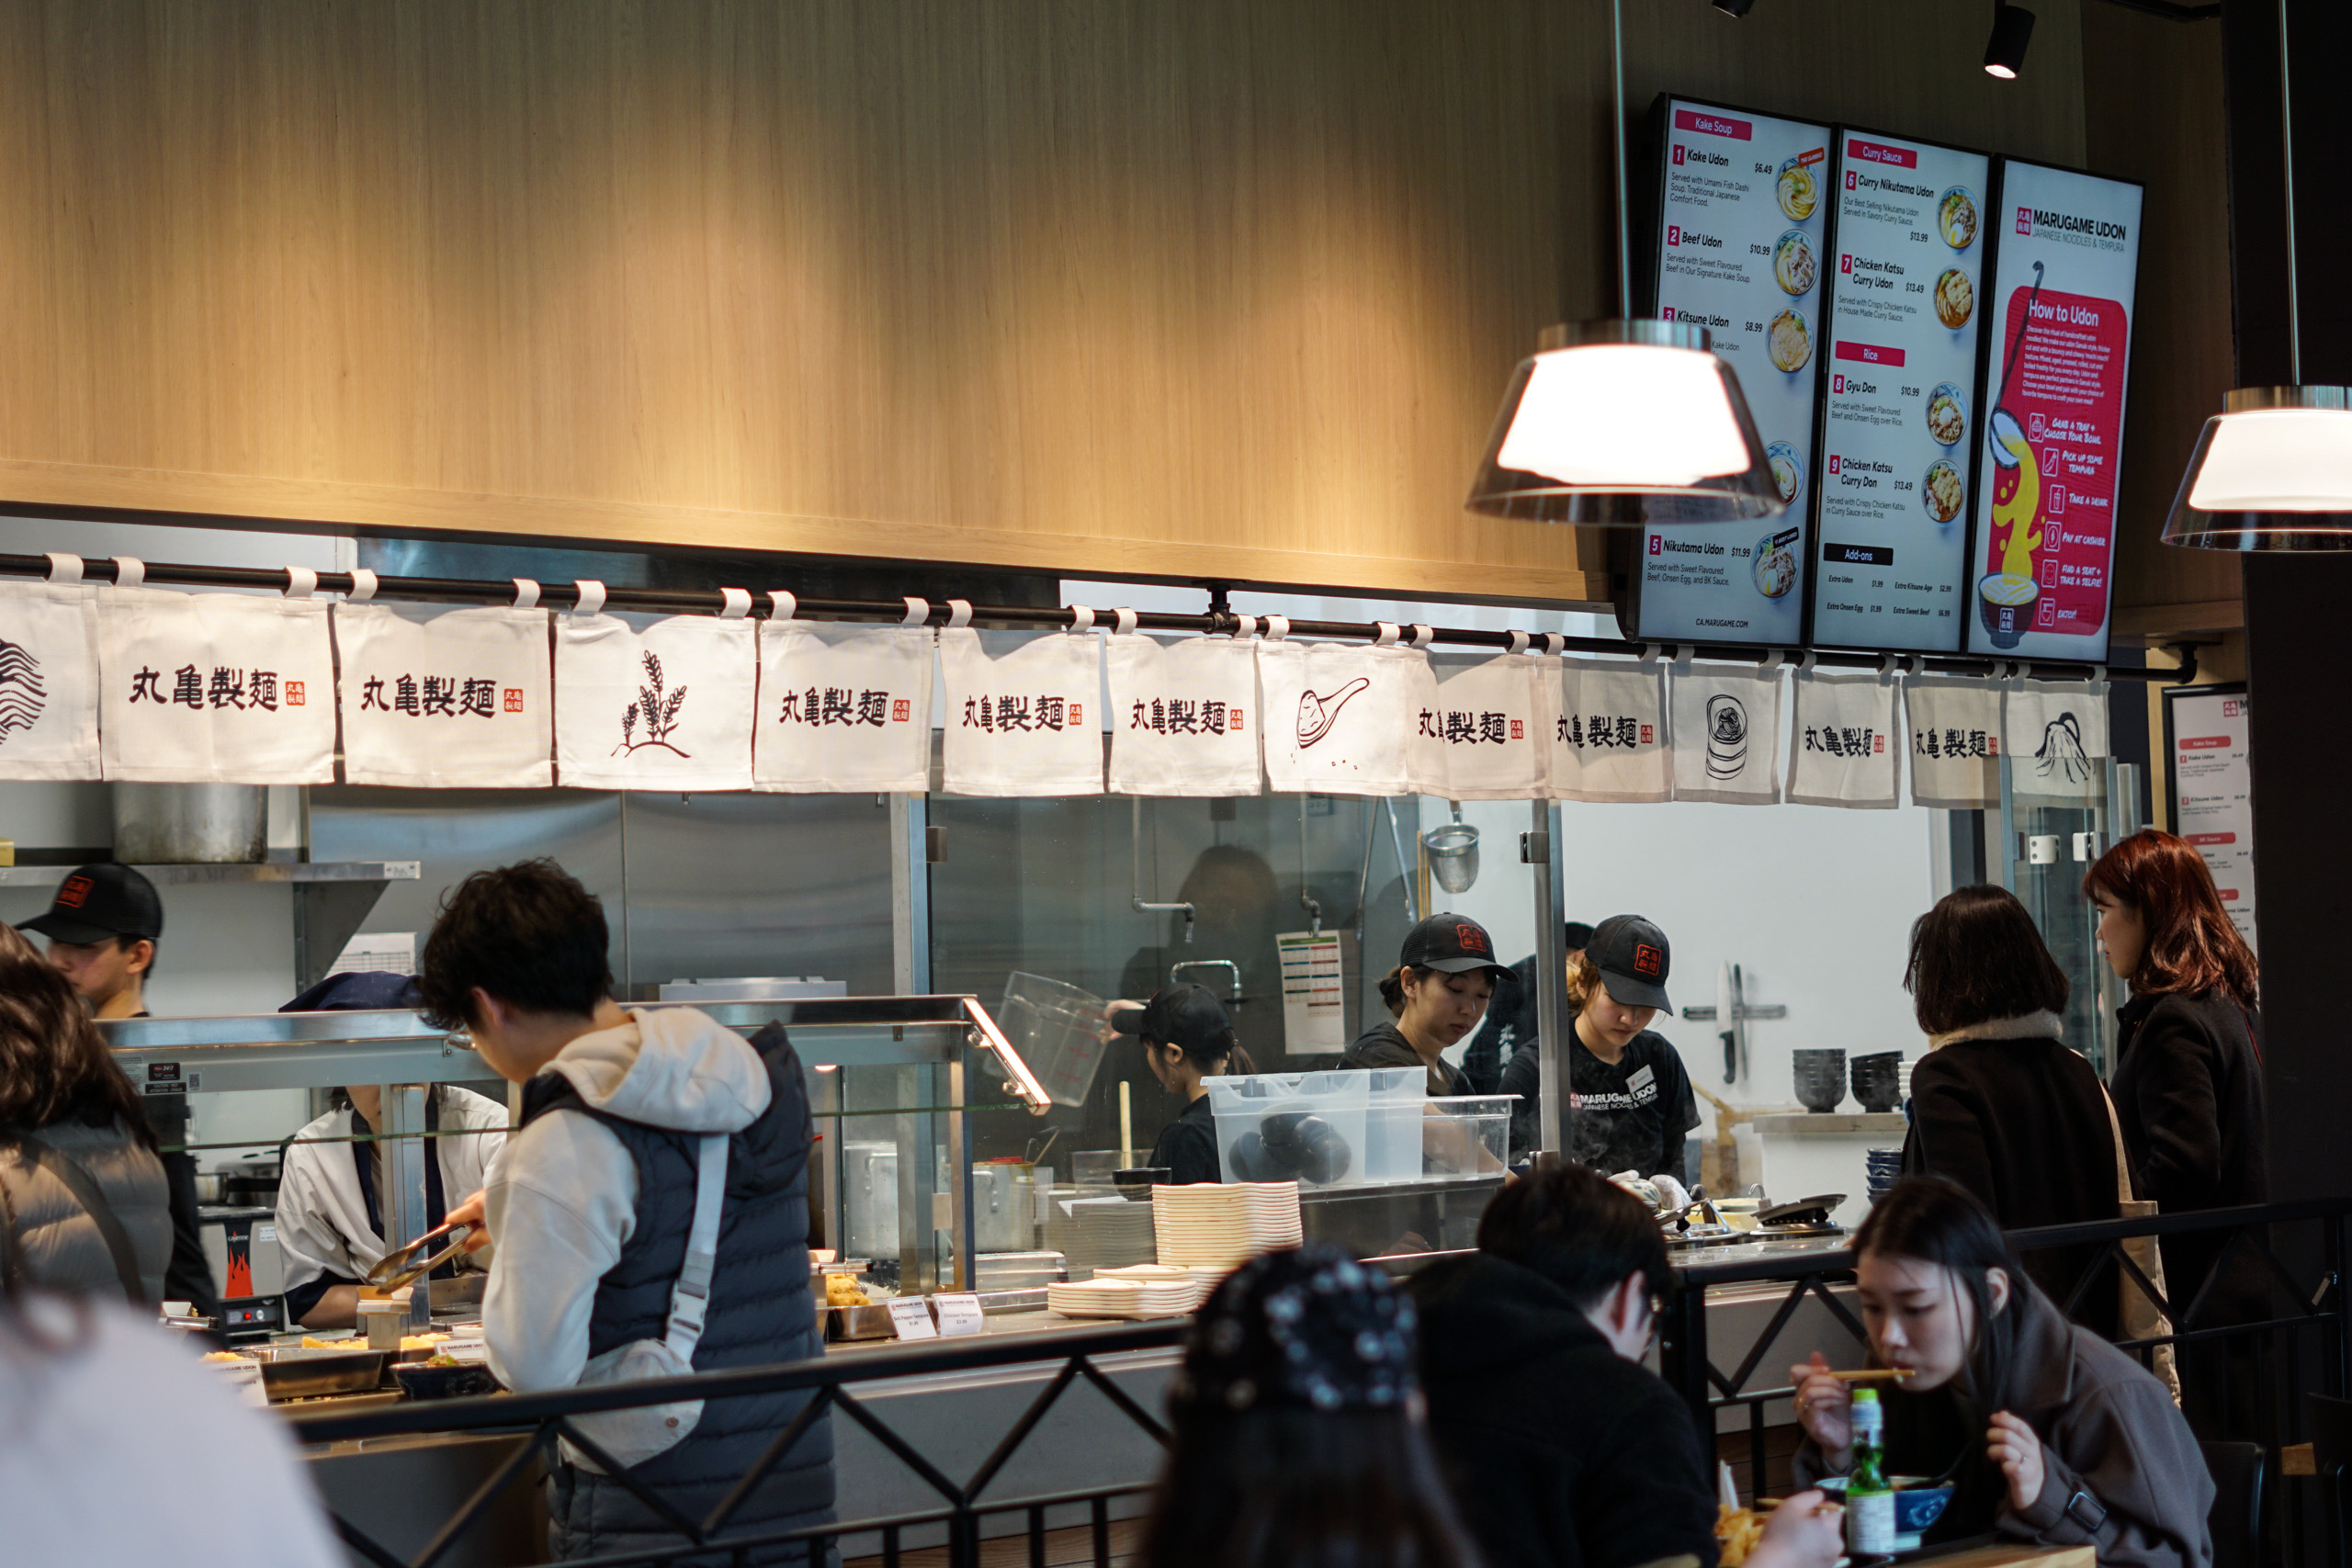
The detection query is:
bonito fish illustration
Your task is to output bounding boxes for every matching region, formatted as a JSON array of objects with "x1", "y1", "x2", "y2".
[{"x1": 1295, "y1": 678, "x2": 1371, "y2": 749}]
